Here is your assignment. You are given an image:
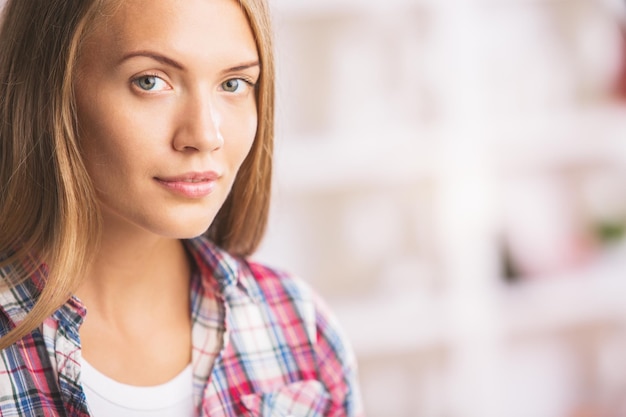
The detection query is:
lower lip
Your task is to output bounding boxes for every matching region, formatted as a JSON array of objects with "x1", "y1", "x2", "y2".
[{"x1": 155, "y1": 179, "x2": 217, "y2": 198}]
